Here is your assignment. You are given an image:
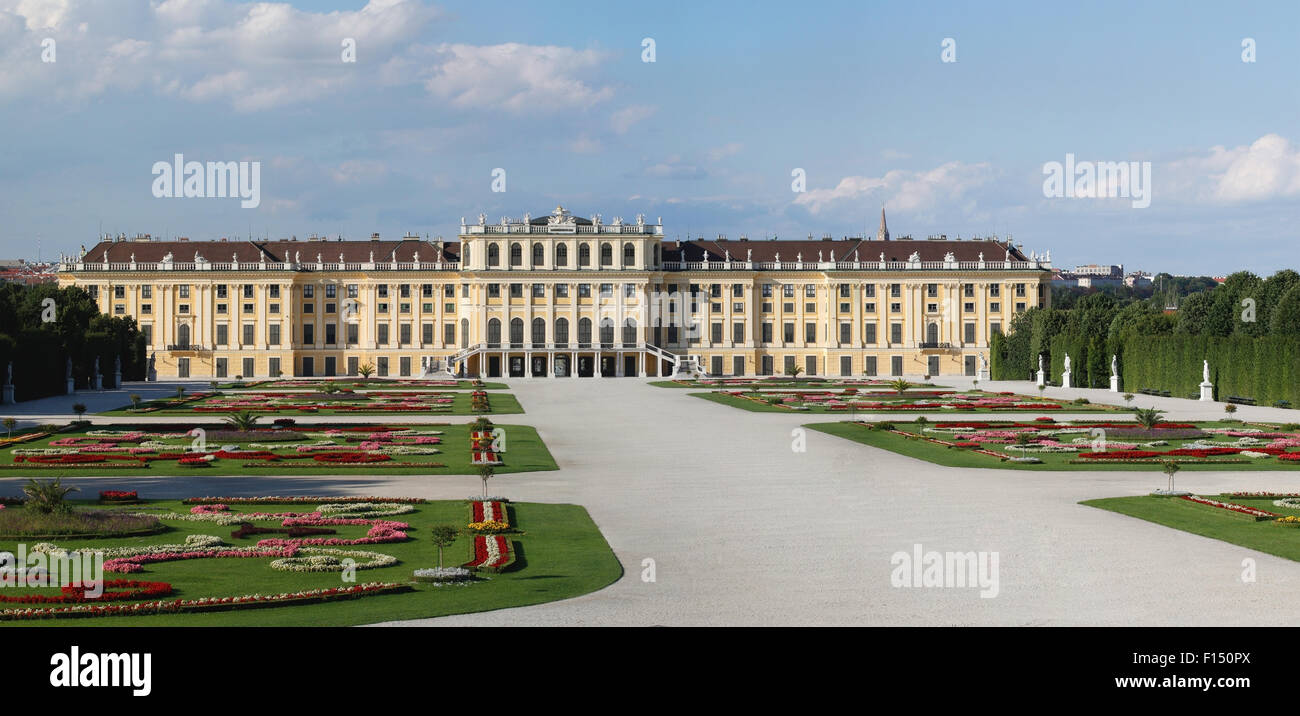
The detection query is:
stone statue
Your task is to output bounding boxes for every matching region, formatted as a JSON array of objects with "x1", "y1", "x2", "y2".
[
  {"x1": 1111, "y1": 354, "x2": 1118, "y2": 376},
  {"x1": 93, "y1": 356, "x2": 99, "y2": 374},
  {"x1": 1203, "y1": 359, "x2": 1210, "y2": 383},
  {"x1": 796, "y1": 252, "x2": 802, "y2": 263},
  {"x1": 339, "y1": 253, "x2": 345, "y2": 264},
  {"x1": 980, "y1": 353, "x2": 988, "y2": 370},
  {"x1": 161, "y1": 251, "x2": 172, "y2": 263},
  {"x1": 1038, "y1": 354, "x2": 1044, "y2": 373},
  {"x1": 880, "y1": 251, "x2": 885, "y2": 263},
  {"x1": 114, "y1": 355, "x2": 121, "y2": 373},
  {"x1": 1063, "y1": 354, "x2": 1071, "y2": 372},
  {"x1": 978, "y1": 252, "x2": 984, "y2": 262},
  {"x1": 148, "y1": 353, "x2": 155, "y2": 372},
  {"x1": 4, "y1": 362, "x2": 10, "y2": 386},
  {"x1": 724, "y1": 249, "x2": 730, "y2": 262},
  {"x1": 232, "y1": 252, "x2": 238, "y2": 264},
  {"x1": 908, "y1": 251, "x2": 921, "y2": 263},
  {"x1": 746, "y1": 249, "x2": 752, "y2": 262},
  {"x1": 369, "y1": 250, "x2": 374, "y2": 263}
]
